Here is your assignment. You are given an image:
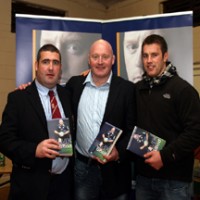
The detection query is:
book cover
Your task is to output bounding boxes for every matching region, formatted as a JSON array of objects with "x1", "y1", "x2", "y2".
[
  {"x1": 47, "y1": 118, "x2": 73, "y2": 156},
  {"x1": 88, "y1": 122, "x2": 123, "y2": 162},
  {"x1": 127, "y1": 126, "x2": 166, "y2": 157}
]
